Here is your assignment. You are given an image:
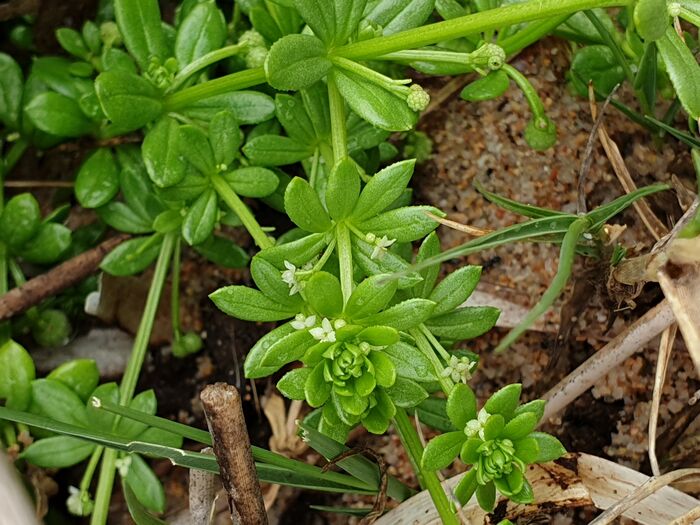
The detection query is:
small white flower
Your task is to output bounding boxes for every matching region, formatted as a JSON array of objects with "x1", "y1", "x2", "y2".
[
  {"x1": 309, "y1": 318, "x2": 336, "y2": 343},
  {"x1": 67, "y1": 486, "x2": 93, "y2": 516},
  {"x1": 440, "y1": 355, "x2": 476, "y2": 384},
  {"x1": 115, "y1": 456, "x2": 132, "y2": 477},
  {"x1": 464, "y1": 408, "x2": 490, "y2": 439},
  {"x1": 369, "y1": 235, "x2": 396, "y2": 260},
  {"x1": 291, "y1": 314, "x2": 316, "y2": 330},
  {"x1": 281, "y1": 260, "x2": 302, "y2": 295},
  {"x1": 333, "y1": 319, "x2": 347, "y2": 330}
]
